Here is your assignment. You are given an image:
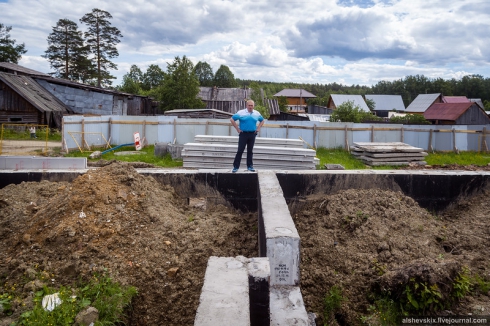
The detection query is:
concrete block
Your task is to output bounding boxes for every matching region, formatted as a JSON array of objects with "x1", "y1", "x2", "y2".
[
  {"x1": 258, "y1": 171, "x2": 300, "y2": 286},
  {"x1": 270, "y1": 286, "x2": 309, "y2": 326},
  {"x1": 154, "y1": 143, "x2": 168, "y2": 157},
  {"x1": 0, "y1": 157, "x2": 87, "y2": 170},
  {"x1": 195, "y1": 256, "x2": 250, "y2": 326}
]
